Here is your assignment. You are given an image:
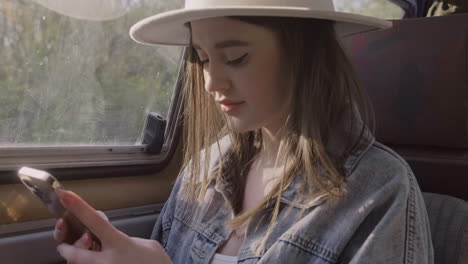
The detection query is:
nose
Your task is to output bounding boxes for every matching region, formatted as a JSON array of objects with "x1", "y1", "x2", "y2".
[{"x1": 203, "y1": 66, "x2": 229, "y2": 93}]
